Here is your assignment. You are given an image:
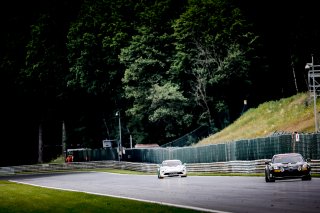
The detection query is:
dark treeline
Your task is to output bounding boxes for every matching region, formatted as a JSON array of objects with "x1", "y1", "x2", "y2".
[{"x1": 1, "y1": 0, "x2": 319, "y2": 166}]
